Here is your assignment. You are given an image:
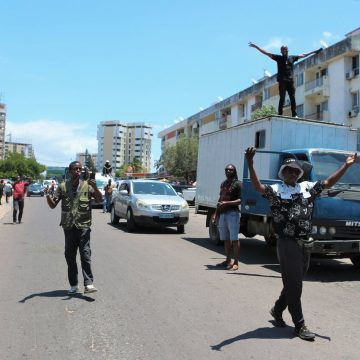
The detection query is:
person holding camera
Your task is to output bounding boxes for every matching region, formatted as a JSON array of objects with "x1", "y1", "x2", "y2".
[
  {"x1": 248, "y1": 42, "x2": 322, "y2": 117},
  {"x1": 245, "y1": 147, "x2": 357, "y2": 341},
  {"x1": 46, "y1": 160, "x2": 102, "y2": 294}
]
